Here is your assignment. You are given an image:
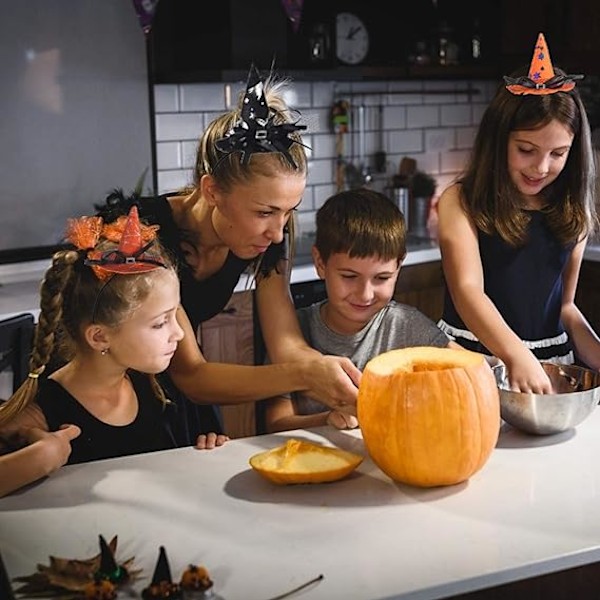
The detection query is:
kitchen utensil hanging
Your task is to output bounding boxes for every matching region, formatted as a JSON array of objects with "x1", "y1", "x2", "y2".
[{"x1": 331, "y1": 99, "x2": 349, "y2": 192}]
